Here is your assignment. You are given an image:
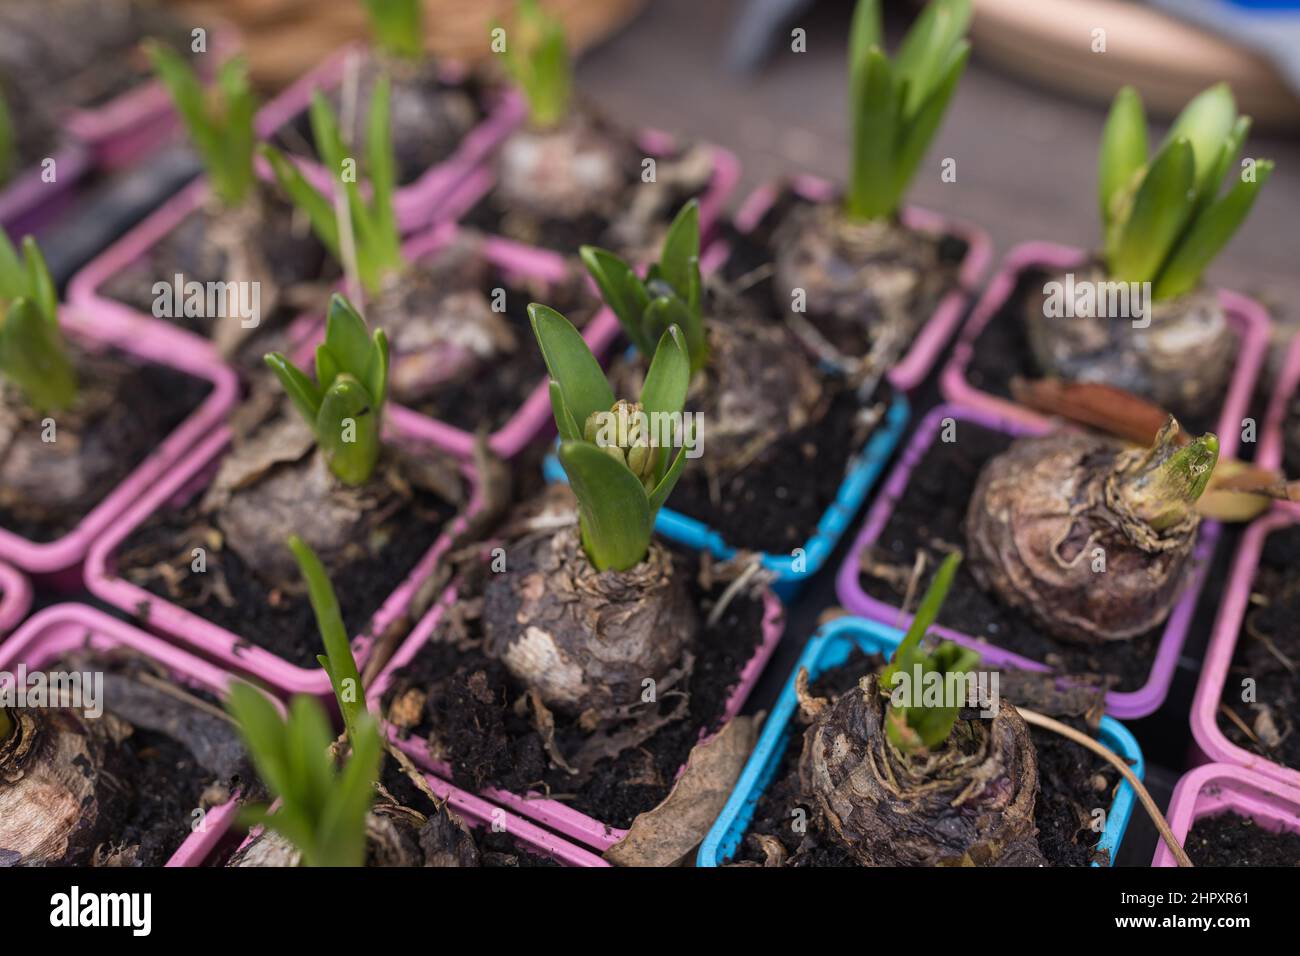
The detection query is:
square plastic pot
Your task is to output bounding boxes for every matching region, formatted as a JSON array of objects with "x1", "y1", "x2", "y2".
[
  {"x1": 939, "y1": 241, "x2": 1270, "y2": 462},
  {"x1": 543, "y1": 394, "x2": 909, "y2": 600},
  {"x1": 311, "y1": 221, "x2": 621, "y2": 460},
  {"x1": 432, "y1": 131, "x2": 741, "y2": 245},
  {"x1": 698, "y1": 614, "x2": 1144, "y2": 867},
  {"x1": 0, "y1": 560, "x2": 32, "y2": 636},
  {"x1": 1191, "y1": 507, "x2": 1300, "y2": 790},
  {"x1": 367, "y1": 573, "x2": 787, "y2": 851},
  {"x1": 835, "y1": 402, "x2": 1219, "y2": 719},
  {"x1": 0, "y1": 308, "x2": 239, "y2": 585},
  {"x1": 0, "y1": 603, "x2": 285, "y2": 867},
  {"x1": 0, "y1": 140, "x2": 91, "y2": 236},
  {"x1": 84, "y1": 420, "x2": 481, "y2": 698},
  {"x1": 1153, "y1": 763, "x2": 1300, "y2": 867},
  {"x1": 253, "y1": 44, "x2": 526, "y2": 234},
  {"x1": 730, "y1": 174, "x2": 993, "y2": 392},
  {"x1": 1258, "y1": 333, "x2": 1300, "y2": 480}
]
